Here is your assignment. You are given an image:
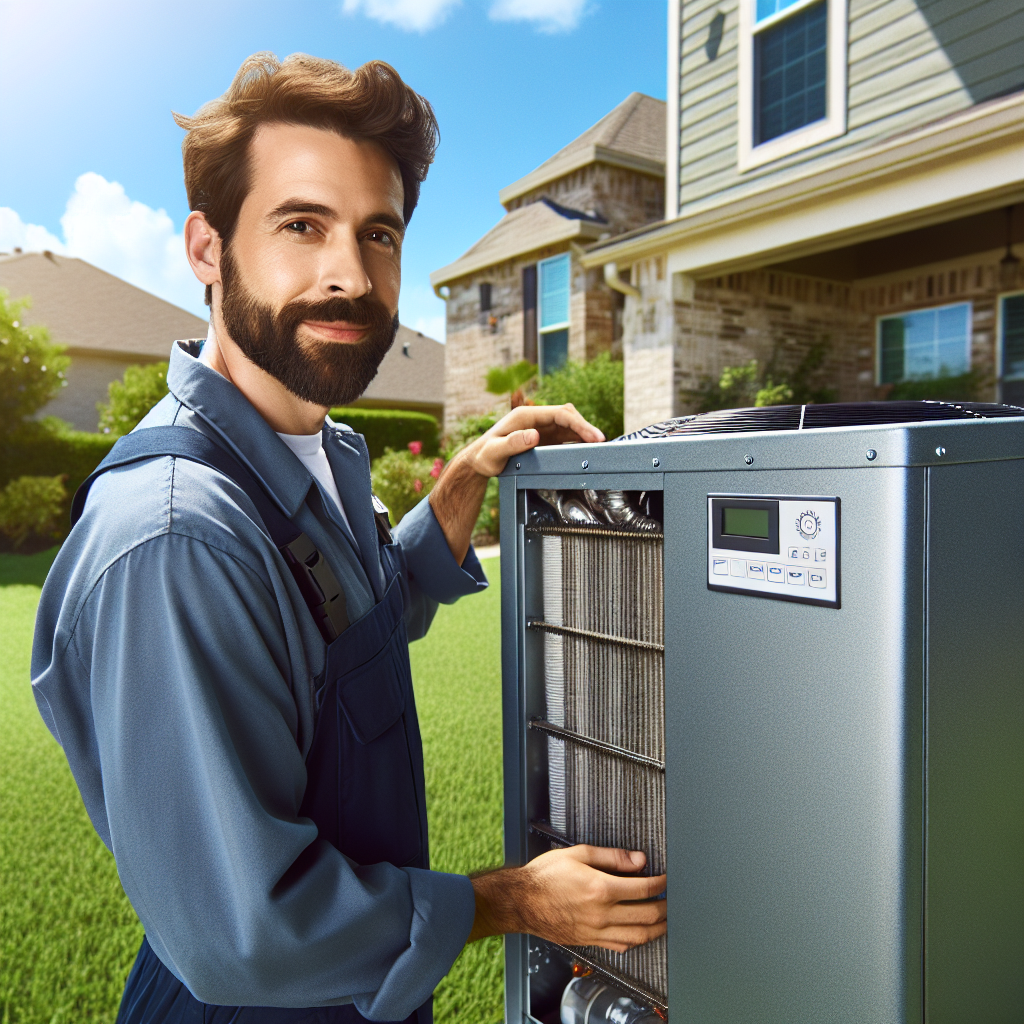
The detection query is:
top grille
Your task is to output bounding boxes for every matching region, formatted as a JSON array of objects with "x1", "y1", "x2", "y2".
[{"x1": 618, "y1": 400, "x2": 1024, "y2": 441}]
